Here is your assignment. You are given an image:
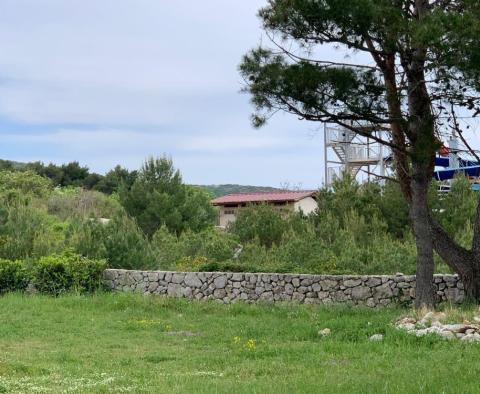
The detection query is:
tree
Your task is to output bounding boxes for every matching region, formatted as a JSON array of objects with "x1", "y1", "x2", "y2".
[
  {"x1": 60, "y1": 161, "x2": 90, "y2": 187},
  {"x1": 231, "y1": 204, "x2": 288, "y2": 248},
  {"x1": 94, "y1": 165, "x2": 137, "y2": 195},
  {"x1": 240, "y1": 0, "x2": 480, "y2": 307},
  {"x1": 119, "y1": 156, "x2": 216, "y2": 237},
  {"x1": 0, "y1": 170, "x2": 52, "y2": 200}
]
